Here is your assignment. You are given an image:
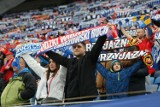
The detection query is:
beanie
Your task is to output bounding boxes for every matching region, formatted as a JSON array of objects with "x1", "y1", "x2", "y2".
[{"x1": 110, "y1": 60, "x2": 122, "y2": 72}]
